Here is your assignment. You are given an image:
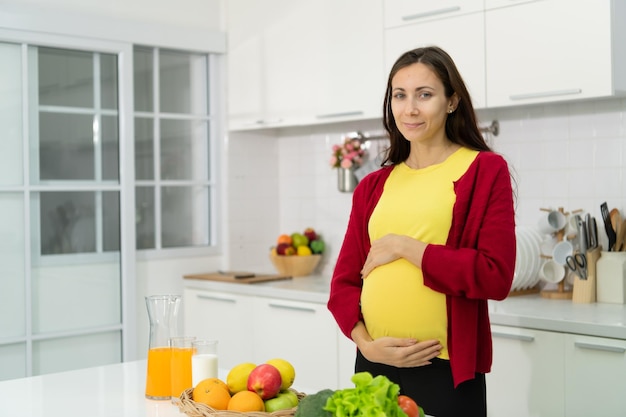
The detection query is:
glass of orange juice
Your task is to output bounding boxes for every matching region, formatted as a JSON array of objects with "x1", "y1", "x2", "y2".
[{"x1": 170, "y1": 336, "x2": 196, "y2": 400}]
